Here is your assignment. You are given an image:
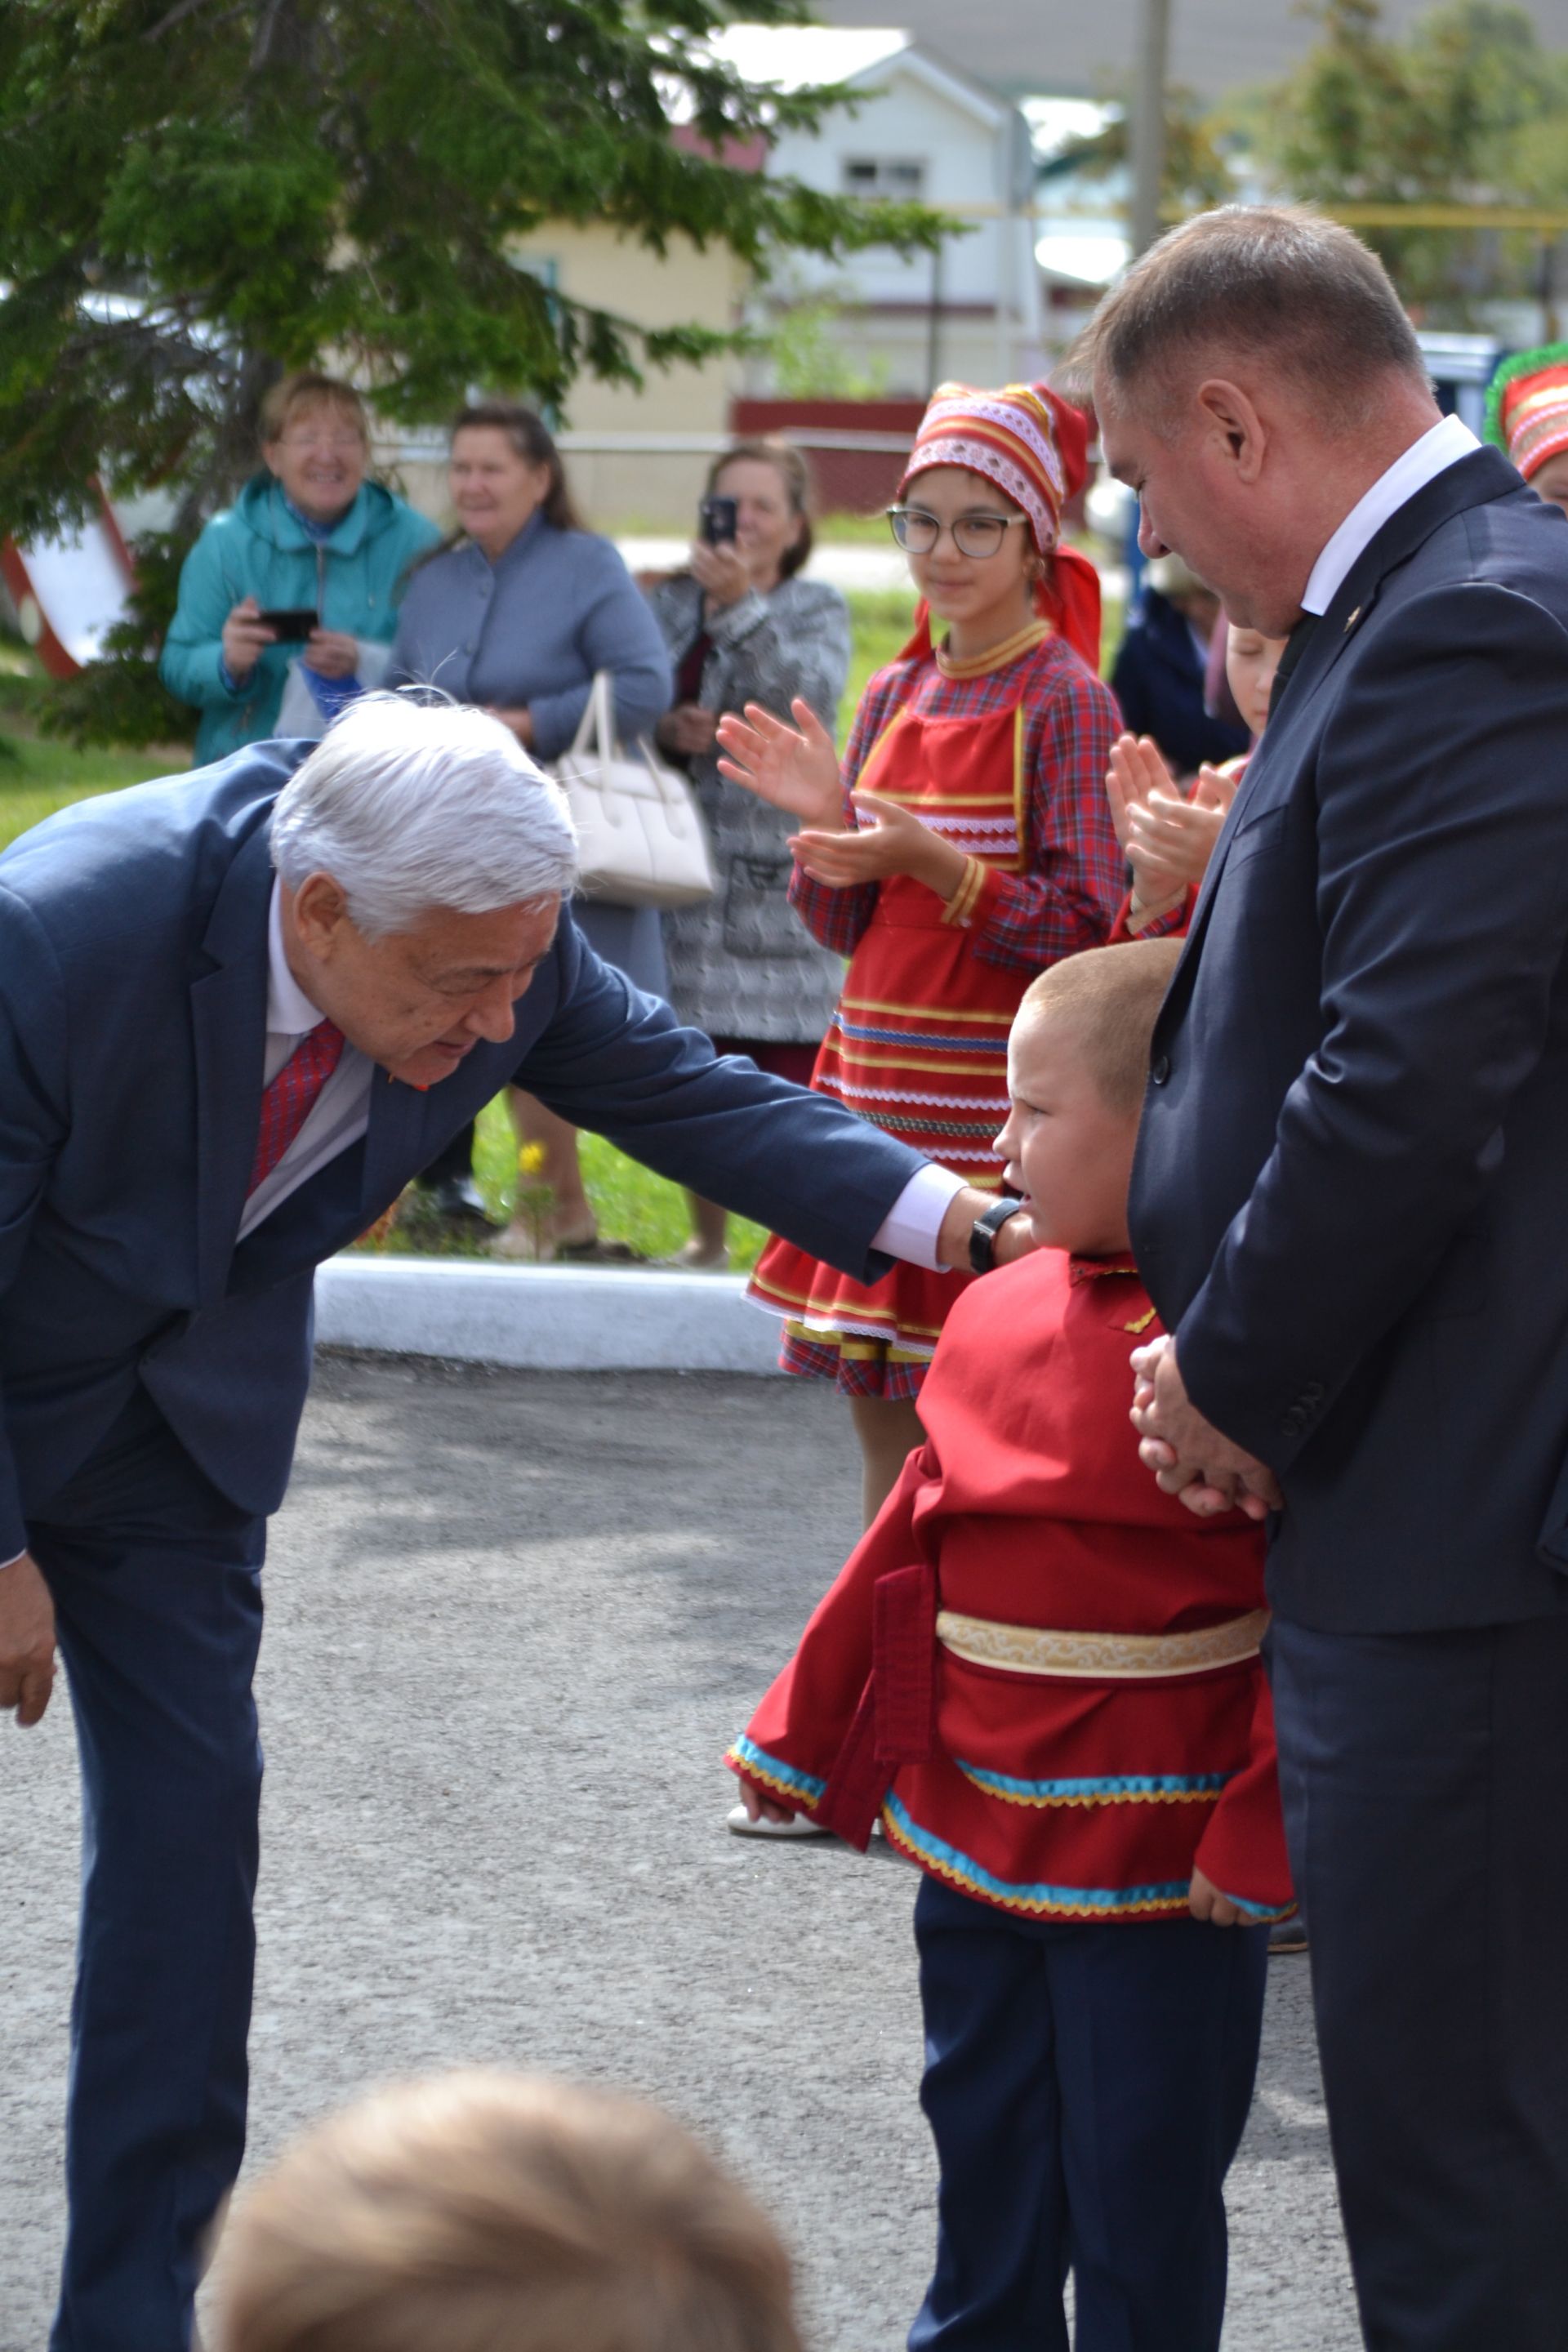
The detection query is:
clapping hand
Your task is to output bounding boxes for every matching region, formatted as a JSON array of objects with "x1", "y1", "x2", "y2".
[
  {"x1": 1107, "y1": 736, "x2": 1236, "y2": 914},
  {"x1": 791, "y1": 791, "x2": 967, "y2": 898},
  {"x1": 716, "y1": 699, "x2": 844, "y2": 828}
]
